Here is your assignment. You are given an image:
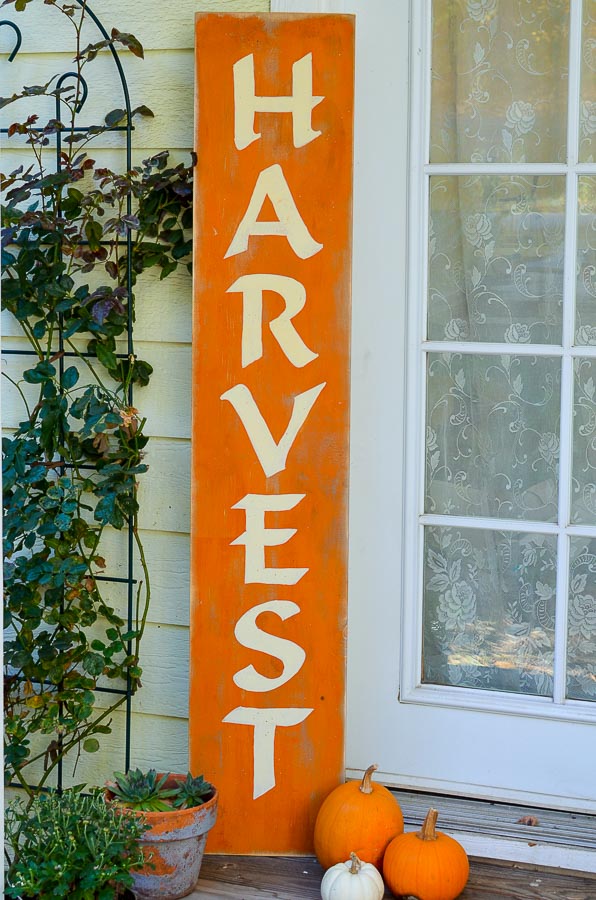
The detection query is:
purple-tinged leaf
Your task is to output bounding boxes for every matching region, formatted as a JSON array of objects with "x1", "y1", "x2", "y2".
[
  {"x1": 172, "y1": 182, "x2": 192, "y2": 198},
  {"x1": 121, "y1": 214, "x2": 140, "y2": 230},
  {"x1": 132, "y1": 105, "x2": 154, "y2": 118},
  {"x1": 91, "y1": 299, "x2": 114, "y2": 324},
  {"x1": 111, "y1": 29, "x2": 144, "y2": 59}
]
